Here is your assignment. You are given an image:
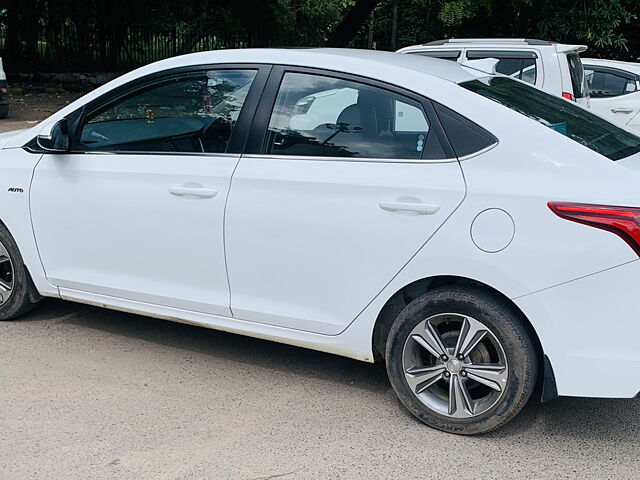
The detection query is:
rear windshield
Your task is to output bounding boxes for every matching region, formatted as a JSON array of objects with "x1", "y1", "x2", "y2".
[
  {"x1": 461, "y1": 77, "x2": 640, "y2": 161},
  {"x1": 567, "y1": 53, "x2": 589, "y2": 99}
]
